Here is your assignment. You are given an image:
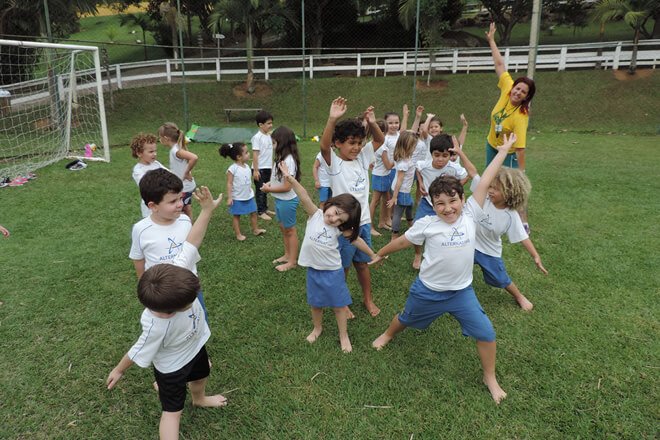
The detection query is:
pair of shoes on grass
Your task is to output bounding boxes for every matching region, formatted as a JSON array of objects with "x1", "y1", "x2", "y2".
[{"x1": 65, "y1": 159, "x2": 87, "y2": 171}]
